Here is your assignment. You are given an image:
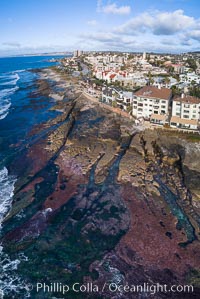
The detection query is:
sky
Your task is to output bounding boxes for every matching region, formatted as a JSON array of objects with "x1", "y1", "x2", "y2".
[{"x1": 0, "y1": 0, "x2": 200, "y2": 56}]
